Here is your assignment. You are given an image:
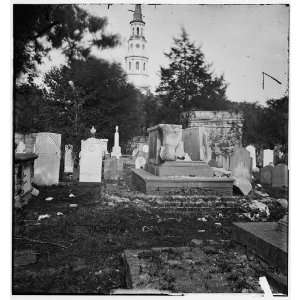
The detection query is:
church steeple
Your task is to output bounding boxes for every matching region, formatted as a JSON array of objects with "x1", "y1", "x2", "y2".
[
  {"x1": 131, "y1": 4, "x2": 144, "y2": 23},
  {"x1": 125, "y1": 4, "x2": 149, "y2": 93}
]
